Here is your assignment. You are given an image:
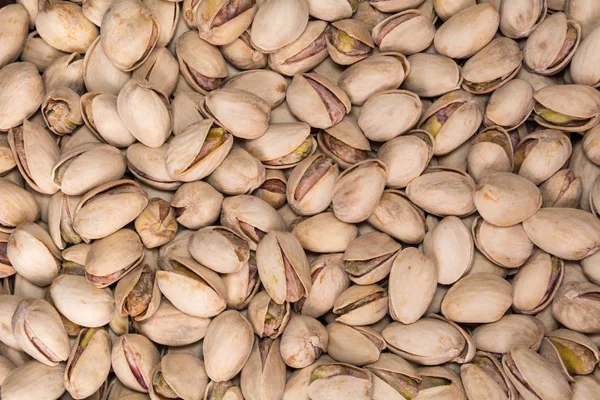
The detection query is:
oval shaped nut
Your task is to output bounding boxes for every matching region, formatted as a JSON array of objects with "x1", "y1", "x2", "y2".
[
  {"x1": 12, "y1": 298, "x2": 70, "y2": 366},
  {"x1": 474, "y1": 172, "x2": 542, "y2": 227},
  {"x1": 114, "y1": 264, "x2": 160, "y2": 322},
  {"x1": 514, "y1": 130, "x2": 572, "y2": 185},
  {"x1": 500, "y1": 0, "x2": 546, "y2": 38},
  {"x1": 326, "y1": 19, "x2": 374, "y2": 66},
  {"x1": 36, "y1": 2, "x2": 98, "y2": 54},
  {"x1": 131, "y1": 46, "x2": 178, "y2": 97},
  {"x1": 280, "y1": 313, "x2": 328, "y2": 368},
  {"x1": 543, "y1": 329, "x2": 600, "y2": 377},
  {"x1": 0, "y1": 295, "x2": 23, "y2": 350},
  {"x1": 389, "y1": 248, "x2": 437, "y2": 324},
  {"x1": 250, "y1": 0, "x2": 308, "y2": 53},
  {"x1": 426, "y1": 216, "x2": 474, "y2": 285},
  {"x1": 0, "y1": 4, "x2": 29, "y2": 69},
  {"x1": 372, "y1": 10, "x2": 435, "y2": 55},
  {"x1": 287, "y1": 154, "x2": 339, "y2": 216},
  {"x1": 196, "y1": 0, "x2": 257, "y2": 46},
  {"x1": 100, "y1": 0, "x2": 159, "y2": 71},
  {"x1": 533, "y1": 84, "x2": 600, "y2": 132},
  {"x1": 523, "y1": 207, "x2": 600, "y2": 260},
  {"x1": 367, "y1": 190, "x2": 427, "y2": 245},
  {"x1": 82, "y1": 37, "x2": 131, "y2": 96},
  {"x1": 133, "y1": 298, "x2": 210, "y2": 346},
  {"x1": 203, "y1": 310, "x2": 254, "y2": 382},
  {"x1": 434, "y1": 3, "x2": 499, "y2": 59},
  {"x1": 485, "y1": 79, "x2": 535, "y2": 130},
  {"x1": 291, "y1": 212, "x2": 357, "y2": 253},
  {"x1": 240, "y1": 338, "x2": 286, "y2": 400},
  {"x1": 0, "y1": 179, "x2": 39, "y2": 233},
  {"x1": 0, "y1": 62, "x2": 45, "y2": 132},
  {"x1": 247, "y1": 290, "x2": 291, "y2": 339},
  {"x1": 1, "y1": 361, "x2": 66, "y2": 400},
  {"x1": 467, "y1": 126, "x2": 514, "y2": 183},
  {"x1": 570, "y1": 25, "x2": 600, "y2": 87},
  {"x1": 461, "y1": 351, "x2": 517, "y2": 400},
  {"x1": 333, "y1": 284, "x2": 389, "y2": 326},
  {"x1": 473, "y1": 217, "x2": 534, "y2": 269},
  {"x1": 326, "y1": 322, "x2": 386, "y2": 366},
  {"x1": 81, "y1": 92, "x2": 136, "y2": 148},
  {"x1": 190, "y1": 226, "x2": 249, "y2": 274},
  {"x1": 363, "y1": 352, "x2": 421, "y2": 400},
  {"x1": 223, "y1": 69, "x2": 287, "y2": 109},
  {"x1": 358, "y1": 90, "x2": 422, "y2": 142},
  {"x1": 149, "y1": 353, "x2": 209, "y2": 400},
  {"x1": 176, "y1": 31, "x2": 228, "y2": 94},
  {"x1": 307, "y1": 362, "x2": 373, "y2": 400},
  {"x1": 332, "y1": 159, "x2": 388, "y2": 224},
  {"x1": 552, "y1": 281, "x2": 600, "y2": 333},
  {"x1": 540, "y1": 169, "x2": 583, "y2": 208},
  {"x1": 222, "y1": 253, "x2": 261, "y2": 310},
  {"x1": 111, "y1": 333, "x2": 160, "y2": 393},
  {"x1": 342, "y1": 232, "x2": 401, "y2": 285},
  {"x1": 377, "y1": 131, "x2": 434, "y2": 189},
  {"x1": 583, "y1": 125, "x2": 600, "y2": 166},
  {"x1": 442, "y1": 273, "x2": 513, "y2": 324},
  {"x1": 403, "y1": 53, "x2": 462, "y2": 98},
  {"x1": 172, "y1": 181, "x2": 223, "y2": 230},
  {"x1": 316, "y1": 117, "x2": 371, "y2": 170},
  {"x1": 305, "y1": 0, "x2": 355, "y2": 21},
  {"x1": 50, "y1": 274, "x2": 115, "y2": 328},
  {"x1": 406, "y1": 167, "x2": 476, "y2": 217},
  {"x1": 472, "y1": 314, "x2": 545, "y2": 354}
]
